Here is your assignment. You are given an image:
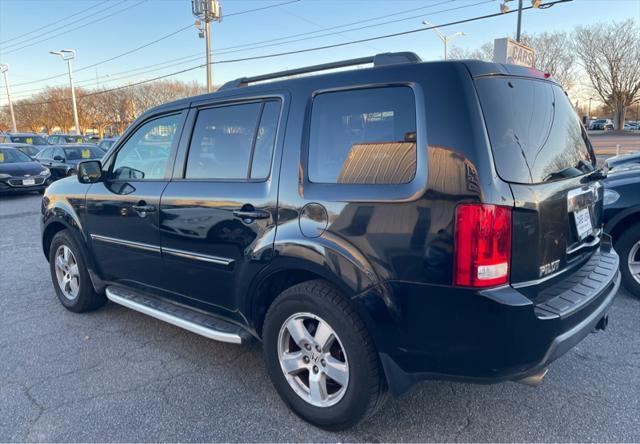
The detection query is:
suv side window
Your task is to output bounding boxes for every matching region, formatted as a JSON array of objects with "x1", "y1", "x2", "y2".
[
  {"x1": 111, "y1": 114, "x2": 181, "y2": 181},
  {"x1": 308, "y1": 86, "x2": 417, "y2": 185},
  {"x1": 185, "y1": 100, "x2": 280, "y2": 180}
]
